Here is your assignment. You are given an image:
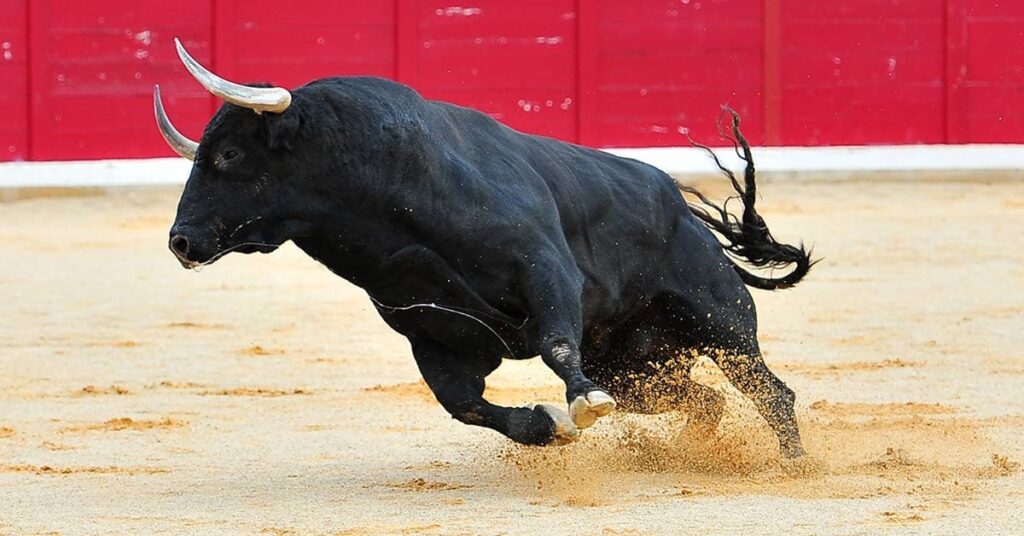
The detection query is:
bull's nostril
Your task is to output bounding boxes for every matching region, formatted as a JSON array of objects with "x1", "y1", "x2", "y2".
[{"x1": 170, "y1": 235, "x2": 190, "y2": 257}]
